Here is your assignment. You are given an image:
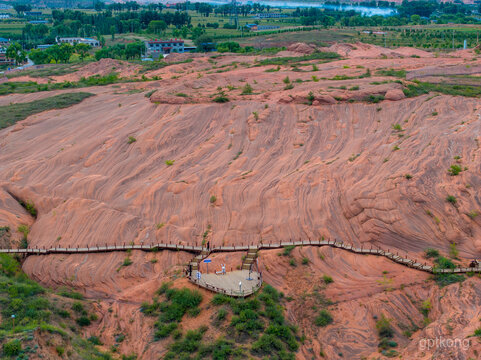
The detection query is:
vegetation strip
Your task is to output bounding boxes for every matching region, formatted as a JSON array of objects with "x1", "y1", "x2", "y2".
[
  {"x1": 141, "y1": 282, "x2": 299, "y2": 359},
  {"x1": 0, "y1": 92, "x2": 95, "y2": 129}
]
